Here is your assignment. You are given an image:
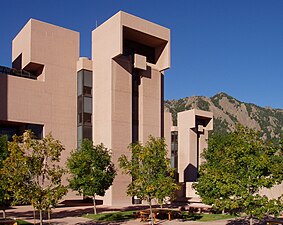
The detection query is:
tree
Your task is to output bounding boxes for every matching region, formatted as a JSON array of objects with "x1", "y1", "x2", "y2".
[
  {"x1": 0, "y1": 135, "x2": 10, "y2": 218},
  {"x1": 118, "y1": 136, "x2": 179, "y2": 225},
  {"x1": 67, "y1": 139, "x2": 116, "y2": 214},
  {"x1": 2, "y1": 131, "x2": 67, "y2": 225},
  {"x1": 194, "y1": 126, "x2": 283, "y2": 225}
]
